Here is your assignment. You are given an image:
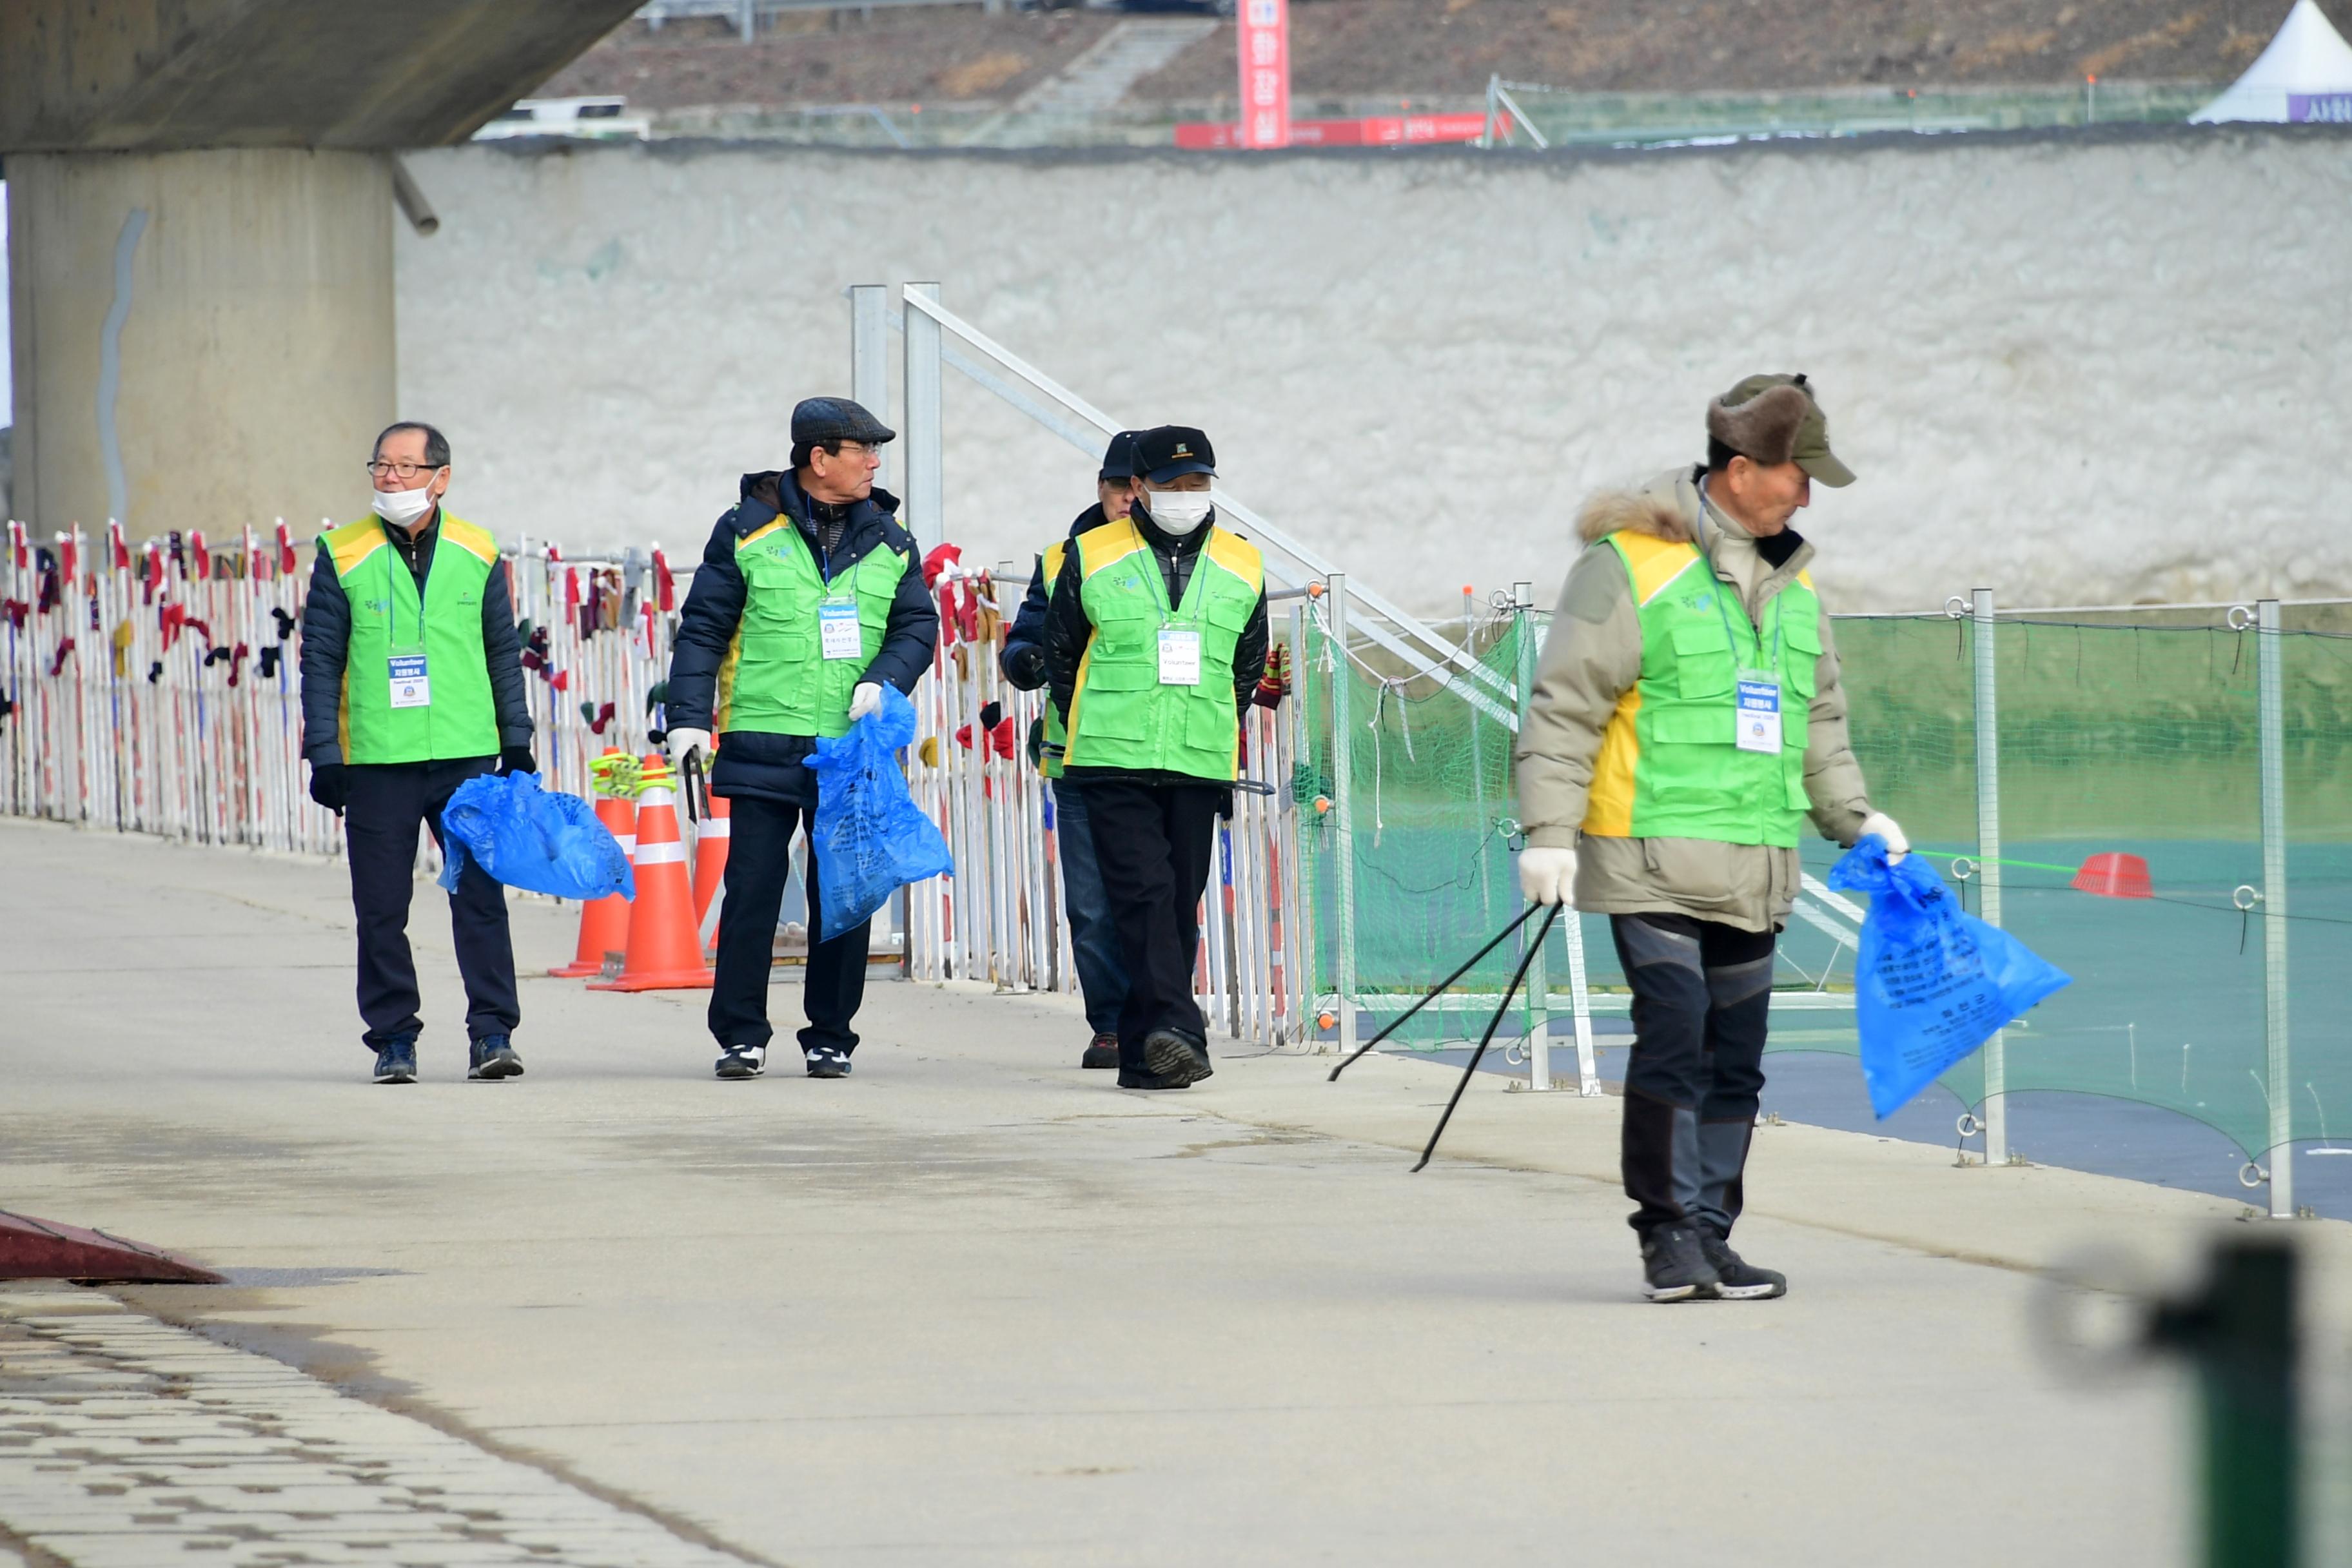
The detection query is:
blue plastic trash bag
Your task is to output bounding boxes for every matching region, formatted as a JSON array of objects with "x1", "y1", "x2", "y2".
[
  {"x1": 435, "y1": 771, "x2": 634, "y2": 903},
  {"x1": 1826, "y1": 834, "x2": 2070, "y2": 1119},
  {"x1": 805, "y1": 685, "x2": 954, "y2": 937}
]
